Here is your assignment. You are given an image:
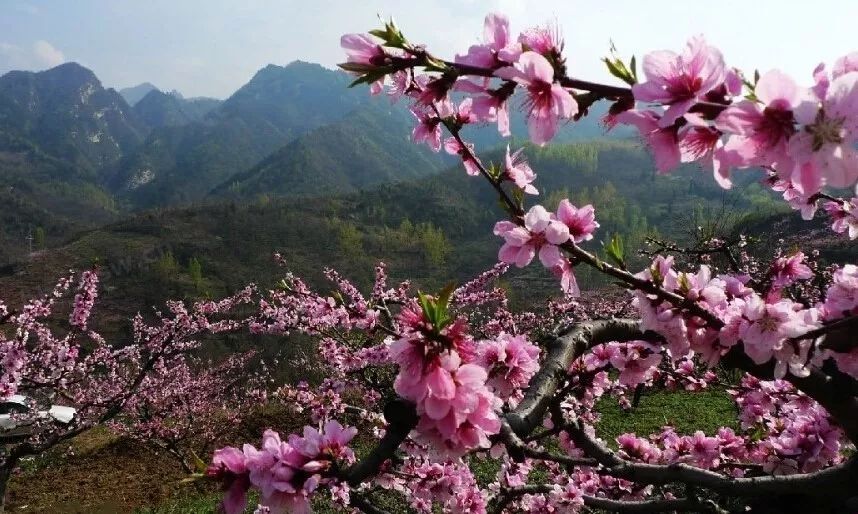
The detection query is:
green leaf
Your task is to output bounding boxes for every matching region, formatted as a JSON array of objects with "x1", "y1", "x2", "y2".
[
  {"x1": 190, "y1": 449, "x2": 208, "y2": 474},
  {"x1": 604, "y1": 234, "x2": 625, "y2": 268},
  {"x1": 346, "y1": 67, "x2": 391, "y2": 89},
  {"x1": 602, "y1": 57, "x2": 623, "y2": 79},
  {"x1": 417, "y1": 290, "x2": 431, "y2": 319},
  {"x1": 437, "y1": 283, "x2": 456, "y2": 309},
  {"x1": 602, "y1": 43, "x2": 636, "y2": 85},
  {"x1": 178, "y1": 473, "x2": 205, "y2": 485},
  {"x1": 338, "y1": 62, "x2": 377, "y2": 74},
  {"x1": 511, "y1": 188, "x2": 525, "y2": 210}
]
